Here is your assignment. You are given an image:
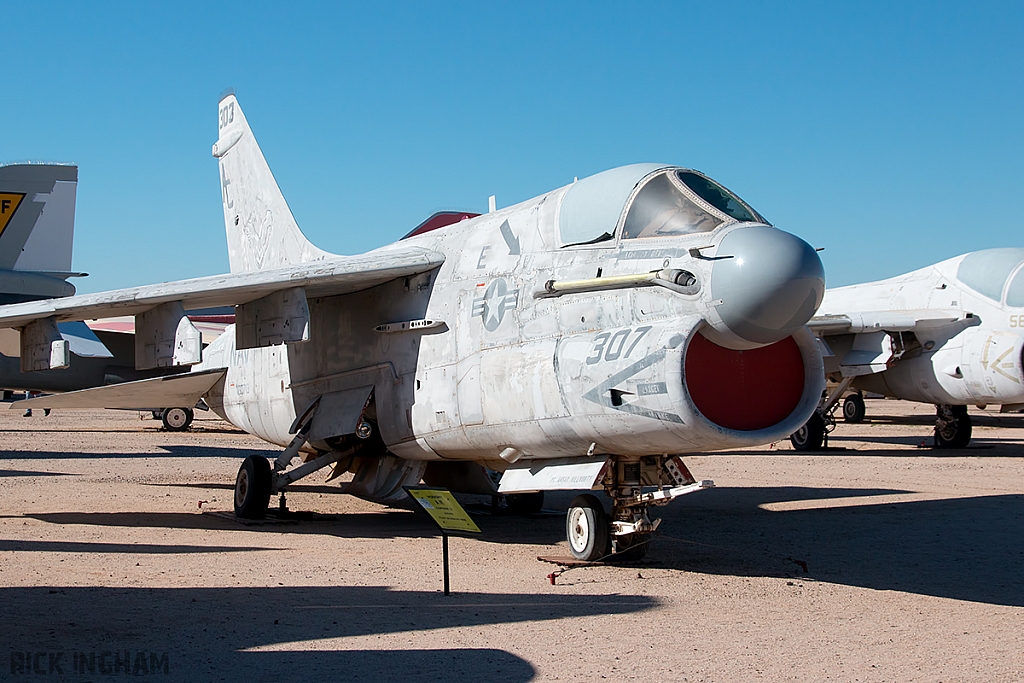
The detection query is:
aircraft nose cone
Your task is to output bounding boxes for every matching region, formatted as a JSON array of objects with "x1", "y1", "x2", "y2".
[{"x1": 707, "y1": 225, "x2": 825, "y2": 349}]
